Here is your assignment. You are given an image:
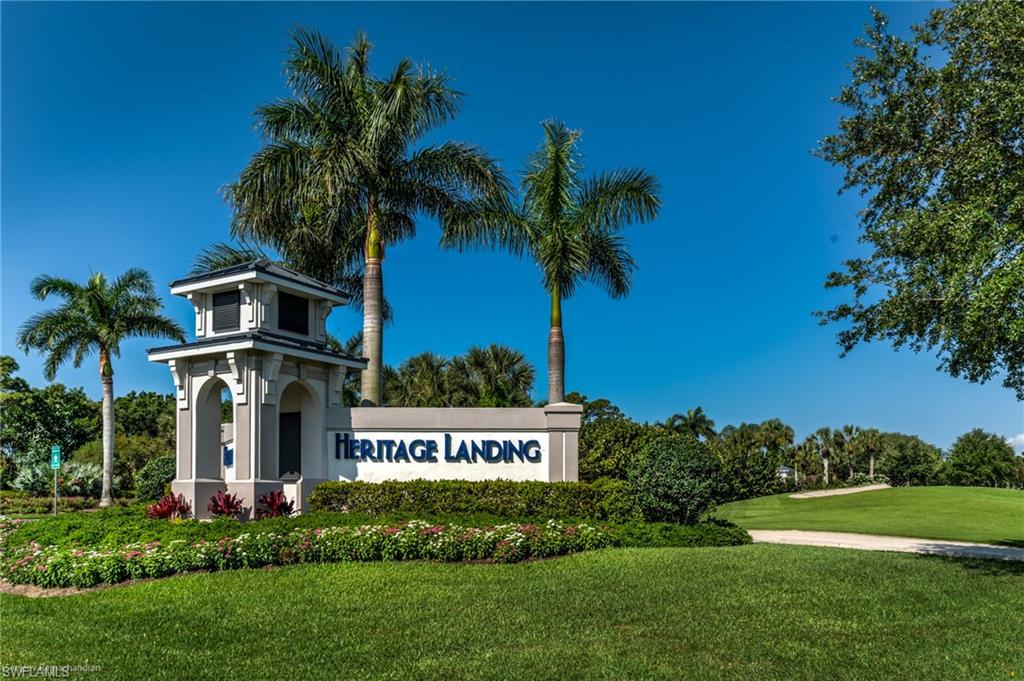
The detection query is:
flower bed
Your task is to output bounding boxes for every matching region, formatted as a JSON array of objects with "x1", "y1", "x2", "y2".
[{"x1": 1, "y1": 519, "x2": 612, "y2": 589}]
